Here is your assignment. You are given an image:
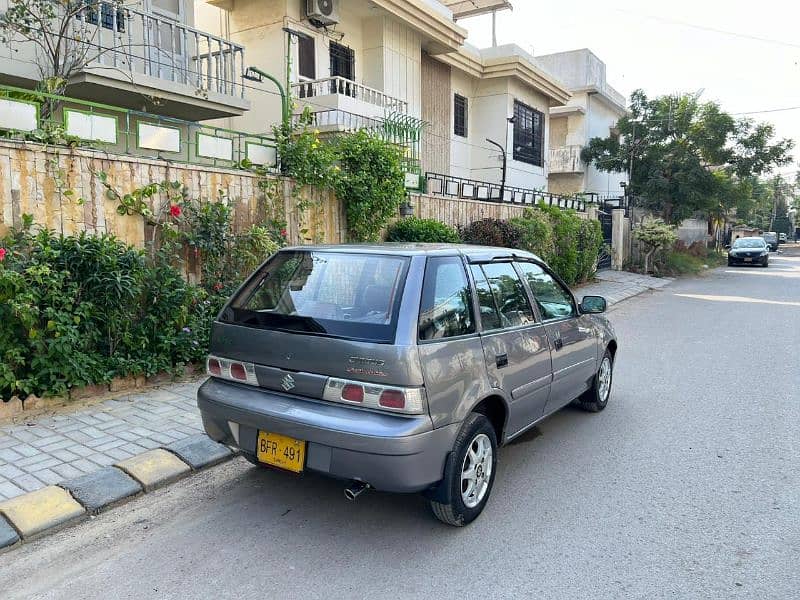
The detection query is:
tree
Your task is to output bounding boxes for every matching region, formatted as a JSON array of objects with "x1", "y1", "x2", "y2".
[
  {"x1": 582, "y1": 90, "x2": 793, "y2": 224},
  {"x1": 634, "y1": 218, "x2": 677, "y2": 274},
  {"x1": 0, "y1": 0, "x2": 124, "y2": 99}
]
